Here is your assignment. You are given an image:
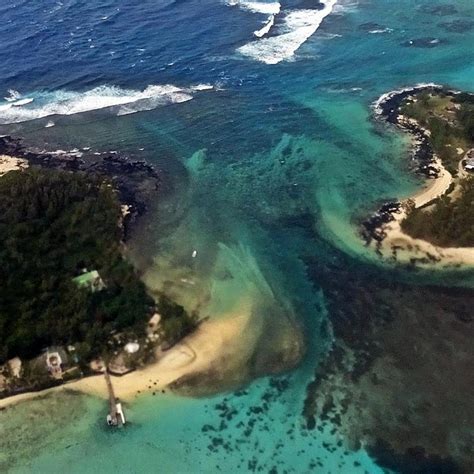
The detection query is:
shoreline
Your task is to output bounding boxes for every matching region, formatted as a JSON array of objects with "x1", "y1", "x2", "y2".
[
  {"x1": 1, "y1": 295, "x2": 304, "y2": 410},
  {"x1": 0, "y1": 311, "x2": 251, "y2": 410},
  {"x1": 0, "y1": 137, "x2": 175, "y2": 407},
  {"x1": 0, "y1": 136, "x2": 163, "y2": 240},
  {"x1": 363, "y1": 85, "x2": 474, "y2": 268}
]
